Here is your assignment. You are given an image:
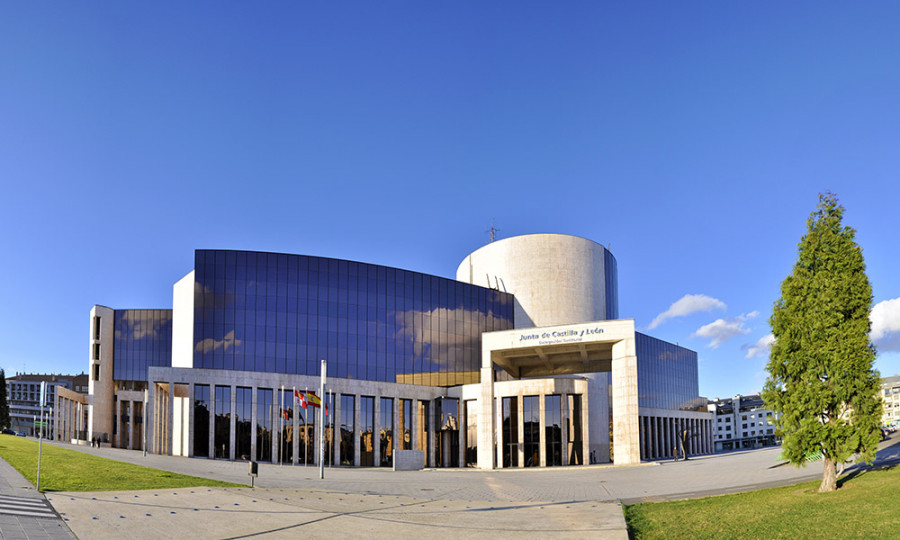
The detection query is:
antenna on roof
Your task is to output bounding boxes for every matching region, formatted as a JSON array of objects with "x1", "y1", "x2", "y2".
[{"x1": 486, "y1": 219, "x2": 500, "y2": 243}]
